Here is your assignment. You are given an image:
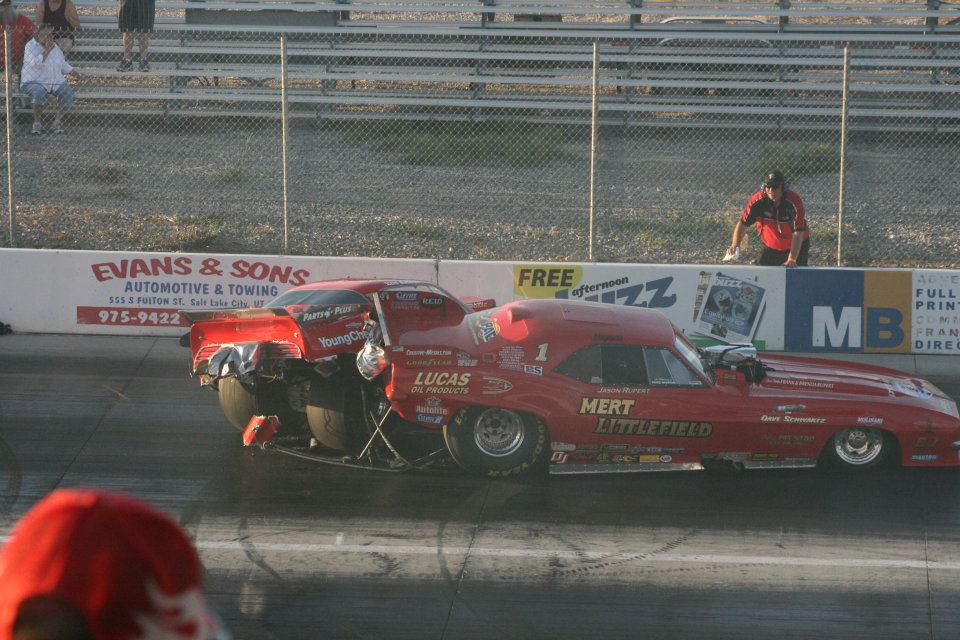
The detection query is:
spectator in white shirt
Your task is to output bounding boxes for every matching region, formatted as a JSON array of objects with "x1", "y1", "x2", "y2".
[{"x1": 19, "y1": 23, "x2": 79, "y2": 134}]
